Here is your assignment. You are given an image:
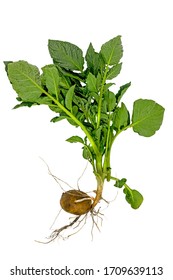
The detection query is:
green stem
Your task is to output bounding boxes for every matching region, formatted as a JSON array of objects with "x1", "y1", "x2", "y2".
[
  {"x1": 111, "y1": 123, "x2": 132, "y2": 146},
  {"x1": 92, "y1": 173, "x2": 104, "y2": 209},
  {"x1": 103, "y1": 126, "x2": 129, "y2": 177},
  {"x1": 110, "y1": 176, "x2": 120, "y2": 182},
  {"x1": 103, "y1": 113, "x2": 112, "y2": 180},
  {"x1": 110, "y1": 176, "x2": 132, "y2": 193},
  {"x1": 103, "y1": 122, "x2": 133, "y2": 180},
  {"x1": 96, "y1": 154, "x2": 103, "y2": 174}
]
